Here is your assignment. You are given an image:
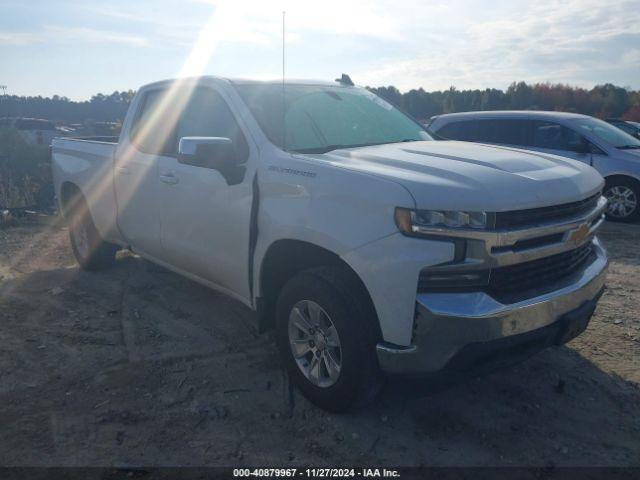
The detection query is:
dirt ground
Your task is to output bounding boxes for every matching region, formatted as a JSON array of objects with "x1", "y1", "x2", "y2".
[{"x1": 0, "y1": 217, "x2": 638, "y2": 467}]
